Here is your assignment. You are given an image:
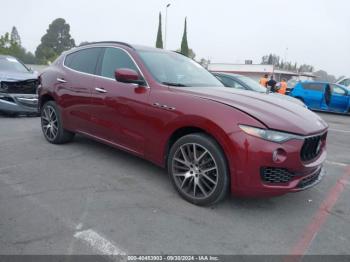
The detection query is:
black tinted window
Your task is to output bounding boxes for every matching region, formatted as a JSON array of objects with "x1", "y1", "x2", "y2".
[
  {"x1": 65, "y1": 48, "x2": 102, "y2": 74},
  {"x1": 302, "y1": 83, "x2": 324, "y2": 91},
  {"x1": 100, "y1": 48, "x2": 138, "y2": 79}
]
